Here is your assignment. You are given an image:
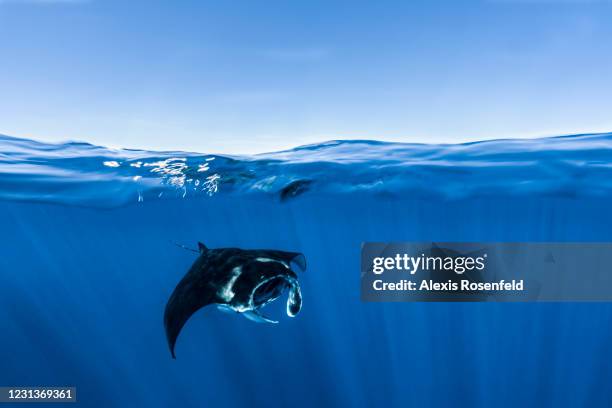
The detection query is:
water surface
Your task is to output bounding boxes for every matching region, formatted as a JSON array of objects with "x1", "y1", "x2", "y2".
[{"x1": 1, "y1": 134, "x2": 611, "y2": 407}]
